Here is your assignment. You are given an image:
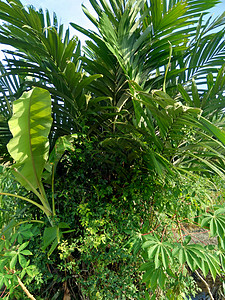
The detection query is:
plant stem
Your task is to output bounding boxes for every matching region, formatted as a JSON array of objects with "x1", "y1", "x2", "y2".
[
  {"x1": 0, "y1": 192, "x2": 47, "y2": 212},
  {"x1": 51, "y1": 164, "x2": 56, "y2": 216},
  {"x1": 195, "y1": 270, "x2": 214, "y2": 300},
  {"x1": 16, "y1": 275, "x2": 36, "y2": 300},
  {"x1": 163, "y1": 41, "x2": 172, "y2": 93},
  {"x1": 176, "y1": 214, "x2": 183, "y2": 243},
  {"x1": 13, "y1": 168, "x2": 52, "y2": 217}
]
